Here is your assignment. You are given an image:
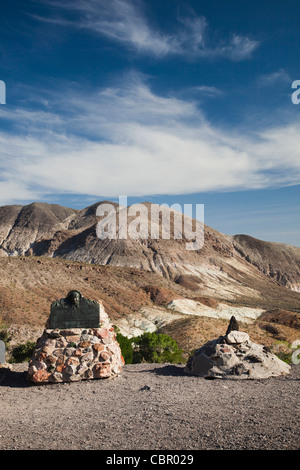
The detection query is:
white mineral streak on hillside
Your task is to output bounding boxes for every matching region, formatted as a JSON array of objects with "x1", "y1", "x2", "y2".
[
  {"x1": 116, "y1": 298, "x2": 263, "y2": 338},
  {"x1": 116, "y1": 306, "x2": 186, "y2": 338},
  {"x1": 167, "y1": 298, "x2": 263, "y2": 323}
]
